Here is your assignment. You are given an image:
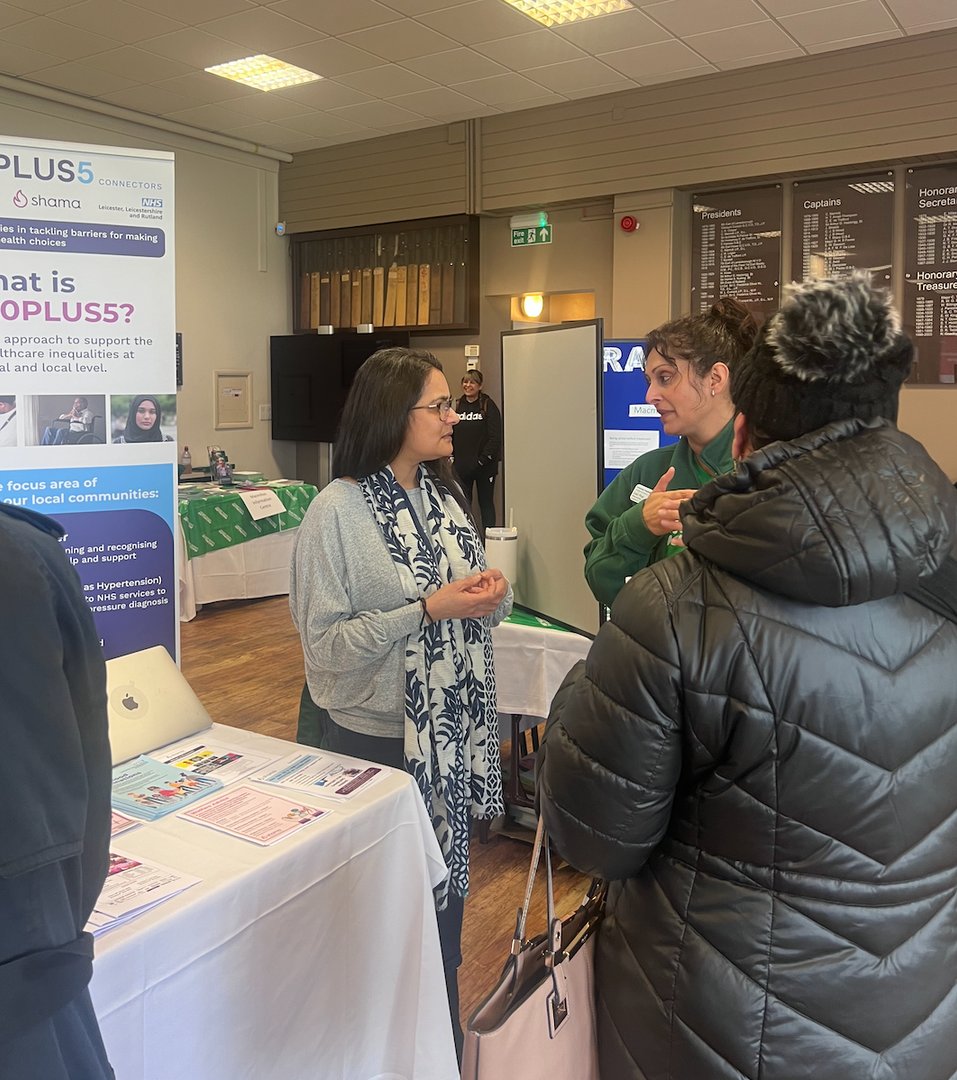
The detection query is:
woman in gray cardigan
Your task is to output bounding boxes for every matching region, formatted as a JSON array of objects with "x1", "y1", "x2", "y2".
[{"x1": 290, "y1": 347, "x2": 511, "y2": 1060}]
